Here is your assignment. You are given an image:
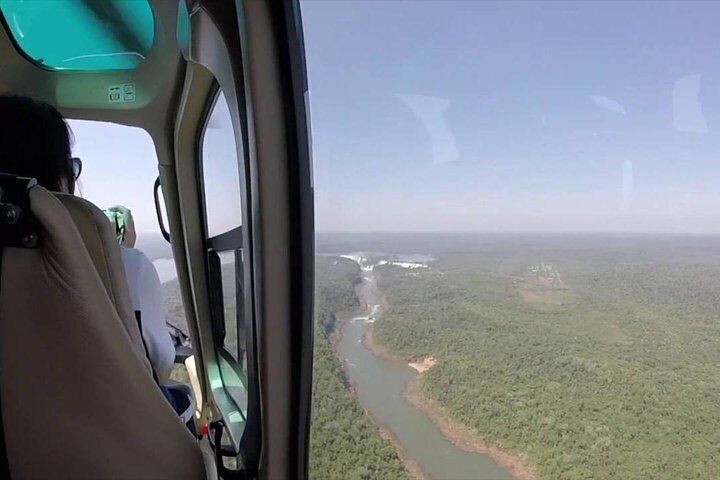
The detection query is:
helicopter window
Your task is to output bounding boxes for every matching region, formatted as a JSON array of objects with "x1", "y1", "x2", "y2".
[
  {"x1": 218, "y1": 251, "x2": 239, "y2": 361},
  {"x1": 200, "y1": 88, "x2": 248, "y2": 411},
  {"x1": 201, "y1": 92, "x2": 243, "y2": 238},
  {"x1": 68, "y1": 119, "x2": 188, "y2": 336},
  {"x1": 0, "y1": 0, "x2": 154, "y2": 71},
  {"x1": 303, "y1": 1, "x2": 720, "y2": 479}
]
